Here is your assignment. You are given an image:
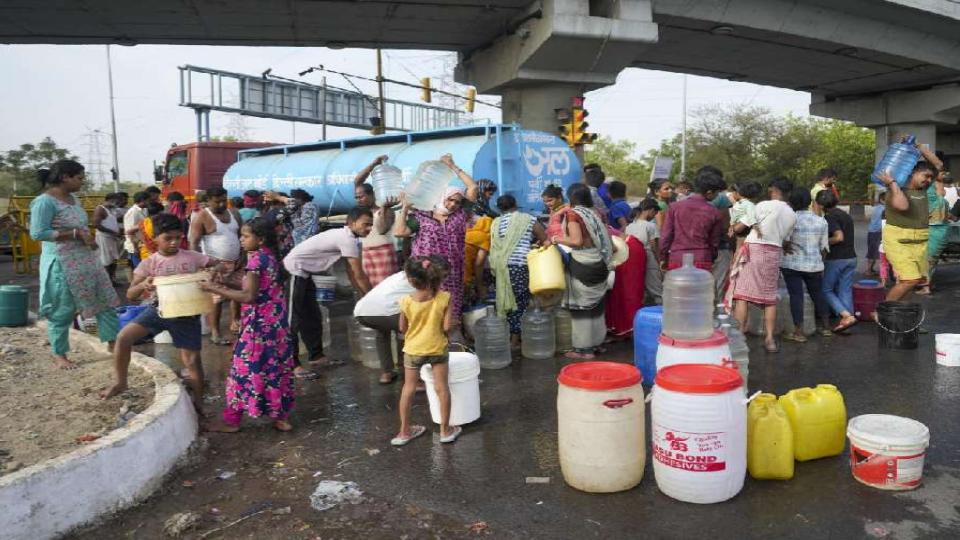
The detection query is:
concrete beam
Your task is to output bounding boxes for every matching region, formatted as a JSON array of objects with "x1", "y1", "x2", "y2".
[
  {"x1": 810, "y1": 84, "x2": 960, "y2": 127},
  {"x1": 456, "y1": 0, "x2": 657, "y2": 94}
]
